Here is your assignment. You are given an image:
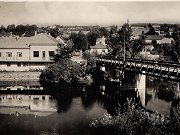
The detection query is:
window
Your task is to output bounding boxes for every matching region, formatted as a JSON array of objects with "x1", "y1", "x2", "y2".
[
  {"x1": 23, "y1": 63, "x2": 28, "y2": 67},
  {"x1": 17, "y1": 52, "x2": 22, "y2": 57},
  {"x1": 33, "y1": 51, "x2": 39, "y2": 57},
  {"x1": 17, "y1": 63, "x2": 21, "y2": 67},
  {"x1": 42, "y1": 51, "x2": 46, "y2": 57},
  {"x1": 6, "y1": 52, "x2": 12, "y2": 57},
  {"x1": 0, "y1": 52, "x2": 1, "y2": 57},
  {"x1": 7, "y1": 63, "x2": 11, "y2": 67},
  {"x1": 49, "y1": 51, "x2": 54, "y2": 57}
]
